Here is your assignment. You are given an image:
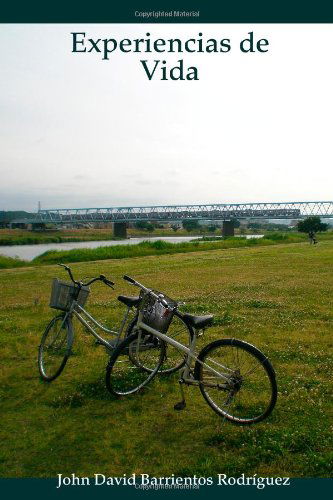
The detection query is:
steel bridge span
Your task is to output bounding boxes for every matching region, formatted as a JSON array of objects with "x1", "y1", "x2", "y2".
[
  {"x1": 30, "y1": 201, "x2": 333, "y2": 223},
  {"x1": 12, "y1": 201, "x2": 333, "y2": 237}
]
